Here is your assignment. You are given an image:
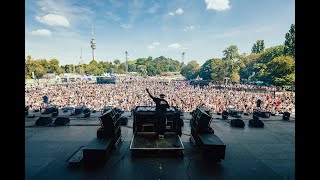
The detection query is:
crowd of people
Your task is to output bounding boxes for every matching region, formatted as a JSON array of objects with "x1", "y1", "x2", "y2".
[{"x1": 25, "y1": 76, "x2": 295, "y2": 115}]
